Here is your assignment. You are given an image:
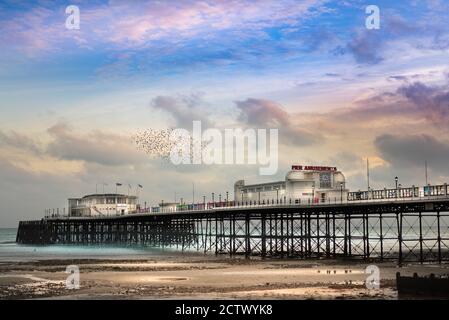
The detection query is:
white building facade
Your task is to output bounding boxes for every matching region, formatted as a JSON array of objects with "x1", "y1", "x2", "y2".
[
  {"x1": 68, "y1": 194, "x2": 138, "y2": 217},
  {"x1": 234, "y1": 165, "x2": 348, "y2": 204}
]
